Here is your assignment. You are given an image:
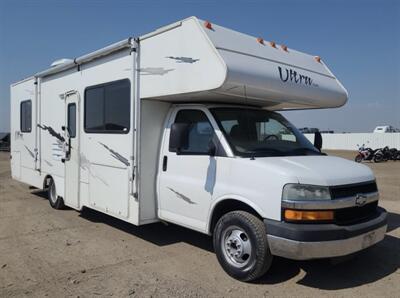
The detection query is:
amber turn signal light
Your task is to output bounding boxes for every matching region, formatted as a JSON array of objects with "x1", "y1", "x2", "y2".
[
  {"x1": 204, "y1": 21, "x2": 213, "y2": 30},
  {"x1": 280, "y1": 44, "x2": 288, "y2": 52},
  {"x1": 284, "y1": 209, "x2": 334, "y2": 221}
]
